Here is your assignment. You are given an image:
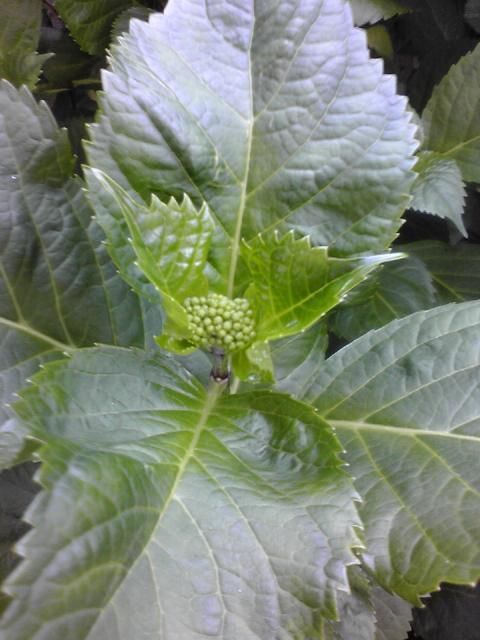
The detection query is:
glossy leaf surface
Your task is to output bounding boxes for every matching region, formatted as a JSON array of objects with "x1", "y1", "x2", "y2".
[
  {"x1": 87, "y1": 0, "x2": 417, "y2": 300},
  {"x1": 307, "y1": 303, "x2": 480, "y2": 602},
  {"x1": 1, "y1": 348, "x2": 360, "y2": 639}
]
